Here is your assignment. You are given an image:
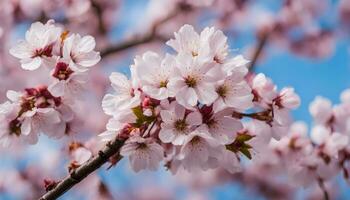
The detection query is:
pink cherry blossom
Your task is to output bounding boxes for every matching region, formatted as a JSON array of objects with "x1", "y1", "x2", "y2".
[
  {"x1": 159, "y1": 102, "x2": 202, "y2": 145},
  {"x1": 133, "y1": 51, "x2": 175, "y2": 100},
  {"x1": 62, "y1": 33, "x2": 101, "y2": 72},
  {"x1": 120, "y1": 136, "x2": 164, "y2": 172},
  {"x1": 10, "y1": 20, "x2": 62, "y2": 70}
]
